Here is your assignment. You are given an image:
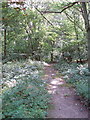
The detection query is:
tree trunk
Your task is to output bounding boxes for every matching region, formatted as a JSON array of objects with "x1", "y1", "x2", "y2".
[
  {"x1": 51, "y1": 52, "x2": 54, "y2": 62},
  {"x1": 4, "y1": 28, "x2": 7, "y2": 57},
  {"x1": 81, "y1": 2, "x2": 90, "y2": 71},
  {"x1": 87, "y1": 28, "x2": 90, "y2": 71}
]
